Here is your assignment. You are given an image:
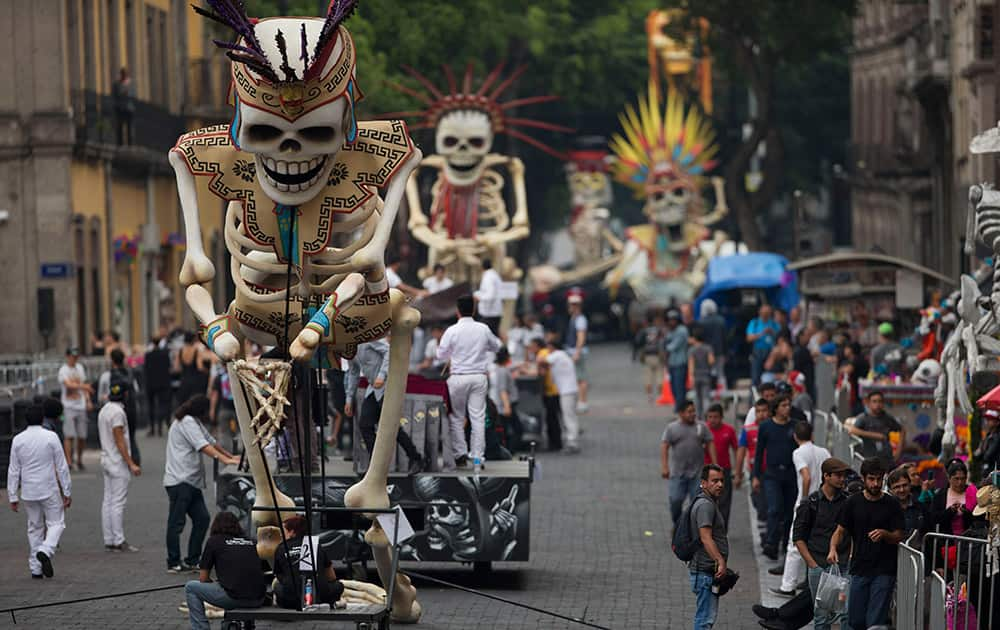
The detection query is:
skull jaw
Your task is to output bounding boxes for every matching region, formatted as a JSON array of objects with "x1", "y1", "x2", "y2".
[
  {"x1": 254, "y1": 153, "x2": 339, "y2": 206},
  {"x1": 647, "y1": 200, "x2": 689, "y2": 253},
  {"x1": 443, "y1": 158, "x2": 487, "y2": 188}
]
